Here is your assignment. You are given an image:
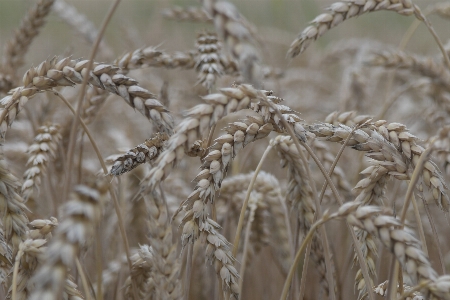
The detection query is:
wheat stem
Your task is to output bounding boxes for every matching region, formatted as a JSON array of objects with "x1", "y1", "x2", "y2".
[{"x1": 63, "y1": 0, "x2": 121, "y2": 201}]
